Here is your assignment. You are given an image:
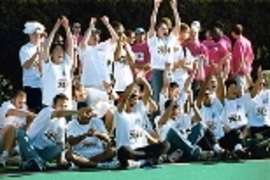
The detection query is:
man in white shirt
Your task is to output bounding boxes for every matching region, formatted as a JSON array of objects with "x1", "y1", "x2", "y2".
[
  {"x1": 66, "y1": 104, "x2": 118, "y2": 169},
  {"x1": 19, "y1": 21, "x2": 45, "y2": 113},
  {"x1": 0, "y1": 90, "x2": 36, "y2": 166},
  {"x1": 78, "y1": 16, "x2": 118, "y2": 90},
  {"x1": 115, "y1": 82, "x2": 170, "y2": 168},
  {"x1": 17, "y1": 94, "x2": 91, "y2": 171}
]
